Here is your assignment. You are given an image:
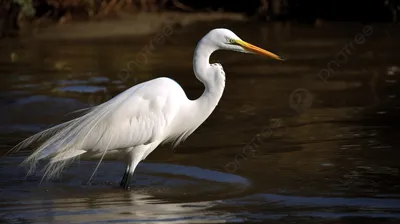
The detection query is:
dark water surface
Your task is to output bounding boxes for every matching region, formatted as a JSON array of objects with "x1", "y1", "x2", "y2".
[{"x1": 1, "y1": 21, "x2": 400, "y2": 223}]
